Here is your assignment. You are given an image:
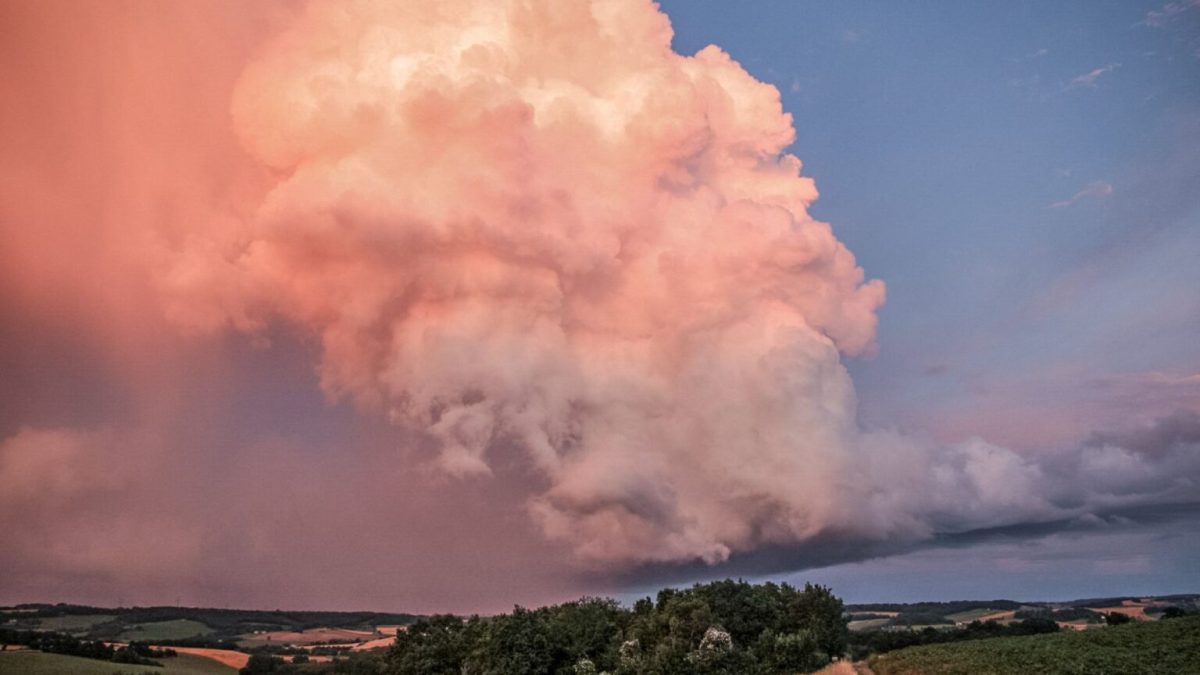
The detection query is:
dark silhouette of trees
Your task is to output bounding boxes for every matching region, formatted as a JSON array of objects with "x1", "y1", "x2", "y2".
[
  {"x1": 384, "y1": 579, "x2": 847, "y2": 675},
  {"x1": 241, "y1": 652, "x2": 285, "y2": 673},
  {"x1": 387, "y1": 614, "x2": 478, "y2": 674},
  {"x1": 847, "y1": 618, "x2": 1060, "y2": 660},
  {"x1": 1105, "y1": 612, "x2": 1134, "y2": 625}
]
